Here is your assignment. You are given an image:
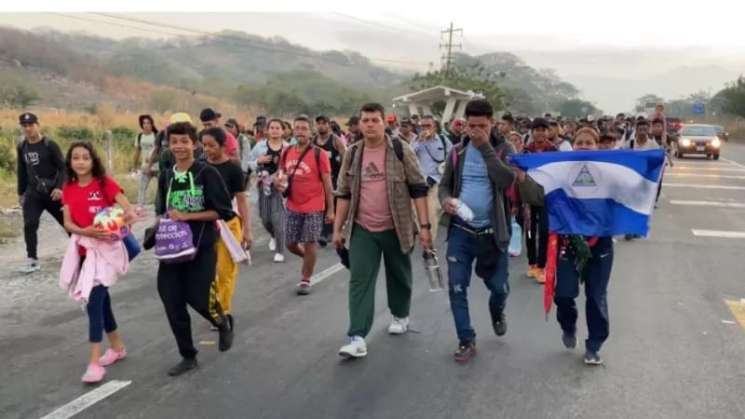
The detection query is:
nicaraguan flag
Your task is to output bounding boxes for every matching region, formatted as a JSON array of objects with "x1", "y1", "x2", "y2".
[{"x1": 510, "y1": 149, "x2": 666, "y2": 236}]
